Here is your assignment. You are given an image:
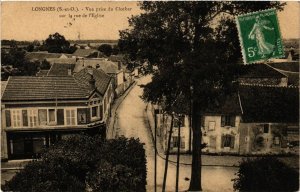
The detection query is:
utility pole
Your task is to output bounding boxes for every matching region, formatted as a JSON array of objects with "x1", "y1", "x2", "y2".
[
  {"x1": 154, "y1": 108, "x2": 157, "y2": 192},
  {"x1": 162, "y1": 113, "x2": 174, "y2": 192},
  {"x1": 175, "y1": 114, "x2": 181, "y2": 192}
]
